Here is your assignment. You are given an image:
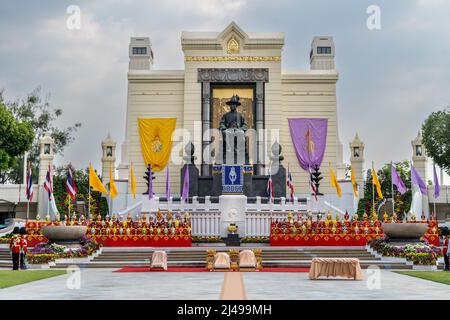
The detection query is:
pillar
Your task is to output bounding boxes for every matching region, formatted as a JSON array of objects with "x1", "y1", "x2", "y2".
[{"x1": 349, "y1": 133, "x2": 364, "y2": 199}]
